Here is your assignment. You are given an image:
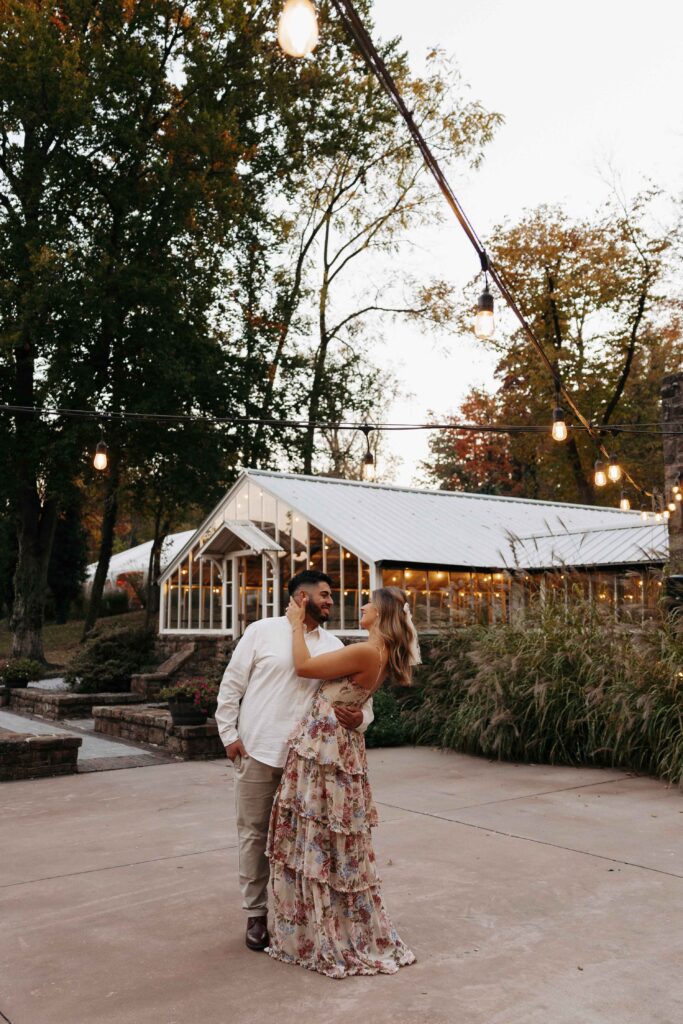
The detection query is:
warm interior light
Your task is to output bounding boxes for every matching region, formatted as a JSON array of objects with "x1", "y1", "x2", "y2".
[
  {"x1": 607, "y1": 454, "x2": 622, "y2": 483},
  {"x1": 594, "y1": 460, "x2": 607, "y2": 488},
  {"x1": 551, "y1": 407, "x2": 567, "y2": 442},
  {"x1": 277, "y1": 0, "x2": 319, "y2": 57},
  {"x1": 93, "y1": 440, "x2": 108, "y2": 471},
  {"x1": 474, "y1": 287, "x2": 494, "y2": 340}
]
